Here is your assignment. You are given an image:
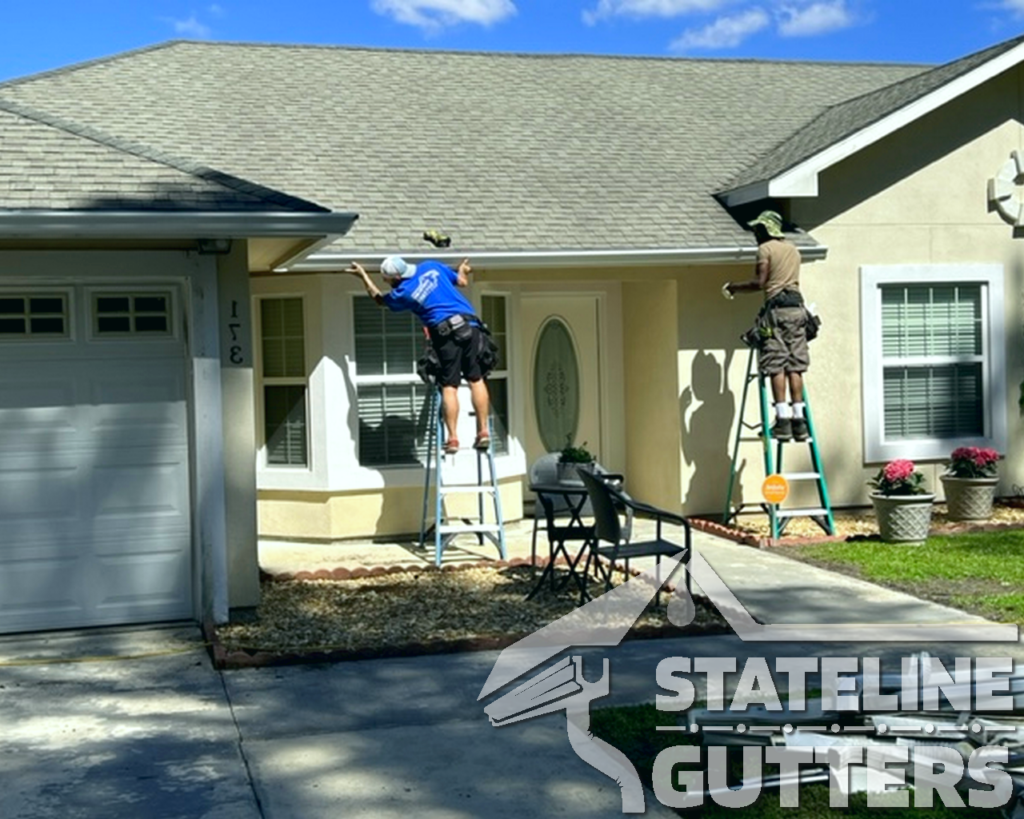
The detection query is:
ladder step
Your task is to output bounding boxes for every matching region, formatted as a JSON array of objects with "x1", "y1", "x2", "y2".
[
  {"x1": 439, "y1": 485, "x2": 497, "y2": 495},
  {"x1": 775, "y1": 507, "x2": 830, "y2": 518},
  {"x1": 780, "y1": 472, "x2": 821, "y2": 481},
  {"x1": 438, "y1": 523, "x2": 502, "y2": 535}
]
